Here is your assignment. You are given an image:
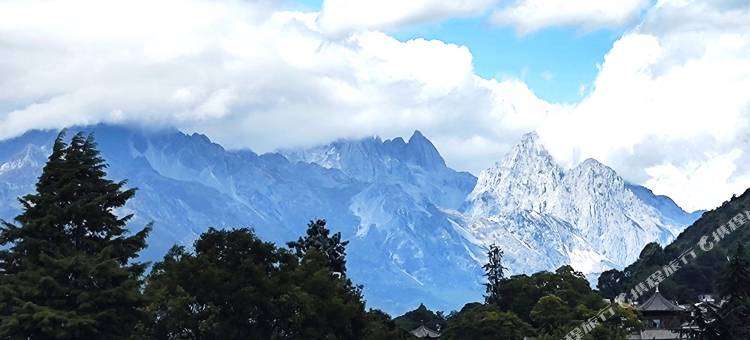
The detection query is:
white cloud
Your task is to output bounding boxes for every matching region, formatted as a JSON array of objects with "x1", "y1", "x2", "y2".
[
  {"x1": 317, "y1": 0, "x2": 497, "y2": 34},
  {"x1": 0, "y1": 0, "x2": 548, "y2": 172},
  {"x1": 1, "y1": 0, "x2": 749, "y2": 211},
  {"x1": 577, "y1": 84, "x2": 587, "y2": 97},
  {"x1": 491, "y1": 0, "x2": 651, "y2": 34},
  {"x1": 538, "y1": 0, "x2": 750, "y2": 210},
  {"x1": 644, "y1": 149, "x2": 750, "y2": 212}
]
